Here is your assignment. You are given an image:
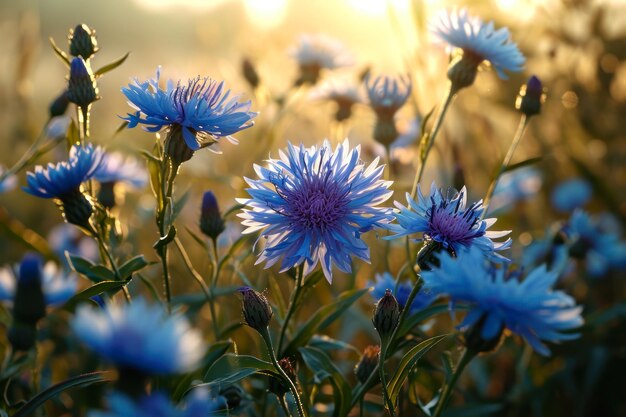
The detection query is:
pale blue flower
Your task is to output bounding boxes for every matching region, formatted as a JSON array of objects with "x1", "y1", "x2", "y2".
[
  {"x1": 422, "y1": 247, "x2": 583, "y2": 356},
  {"x1": 0, "y1": 165, "x2": 17, "y2": 194},
  {"x1": 488, "y1": 167, "x2": 542, "y2": 214},
  {"x1": 23, "y1": 143, "x2": 104, "y2": 199},
  {"x1": 369, "y1": 272, "x2": 435, "y2": 314},
  {"x1": 0, "y1": 259, "x2": 77, "y2": 306},
  {"x1": 93, "y1": 151, "x2": 148, "y2": 188},
  {"x1": 88, "y1": 389, "x2": 226, "y2": 417},
  {"x1": 238, "y1": 140, "x2": 393, "y2": 283},
  {"x1": 431, "y1": 8, "x2": 525, "y2": 79},
  {"x1": 521, "y1": 234, "x2": 571, "y2": 276},
  {"x1": 366, "y1": 74, "x2": 412, "y2": 116},
  {"x1": 122, "y1": 68, "x2": 257, "y2": 151},
  {"x1": 551, "y1": 178, "x2": 592, "y2": 213},
  {"x1": 385, "y1": 182, "x2": 511, "y2": 260},
  {"x1": 72, "y1": 298, "x2": 205, "y2": 374},
  {"x1": 48, "y1": 224, "x2": 99, "y2": 265},
  {"x1": 290, "y1": 34, "x2": 353, "y2": 70}
]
